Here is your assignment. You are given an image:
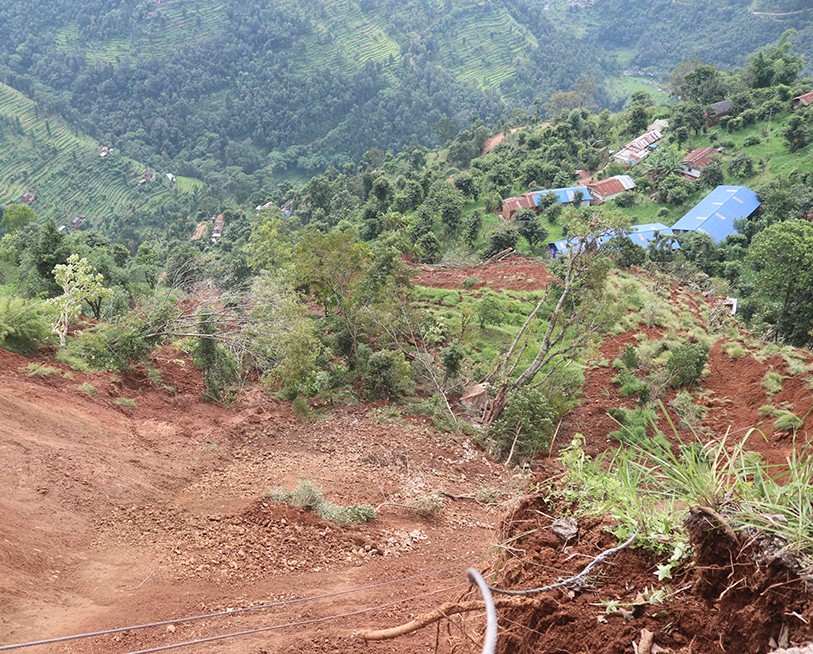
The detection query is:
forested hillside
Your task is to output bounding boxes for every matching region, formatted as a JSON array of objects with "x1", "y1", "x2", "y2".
[{"x1": 0, "y1": 0, "x2": 810, "y2": 200}]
